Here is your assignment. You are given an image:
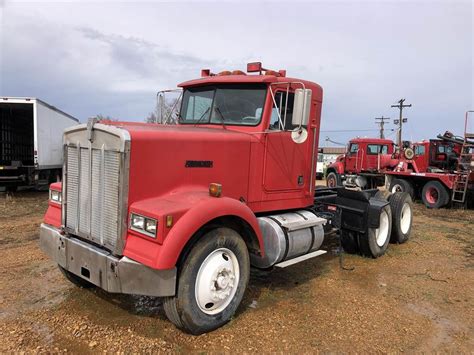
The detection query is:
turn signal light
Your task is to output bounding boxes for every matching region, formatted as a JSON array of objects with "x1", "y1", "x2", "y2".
[
  {"x1": 209, "y1": 183, "x2": 222, "y2": 197},
  {"x1": 166, "y1": 215, "x2": 173, "y2": 228}
]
